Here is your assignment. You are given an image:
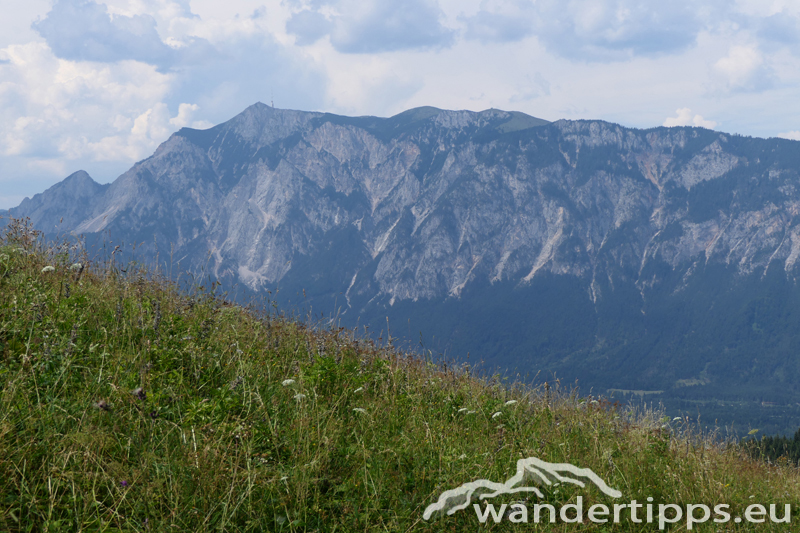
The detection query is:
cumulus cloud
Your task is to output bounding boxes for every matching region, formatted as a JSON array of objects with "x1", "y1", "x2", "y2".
[
  {"x1": 286, "y1": 0, "x2": 455, "y2": 53},
  {"x1": 755, "y1": 12, "x2": 800, "y2": 46},
  {"x1": 0, "y1": 30, "x2": 325, "y2": 197},
  {"x1": 0, "y1": 0, "x2": 327, "y2": 197},
  {"x1": 32, "y1": 0, "x2": 175, "y2": 67},
  {"x1": 87, "y1": 102, "x2": 211, "y2": 161},
  {"x1": 0, "y1": 41, "x2": 173, "y2": 160},
  {"x1": 286, "y1": 9, "x2": 333, "y2": 45},
  {"x1": 663, "y1": 108, "x2": 717, "y2": 129},
  {"x1": 712, "y1": 44, "x2": 773, "y2": 92},
  {"x1": 461, "y1": 0, "x2": 535, "y2": 43},
  {"x1": 32, "y1": 0, "x2": 218, "y2": 71},
  {"x1": 460, "y1": 0, "x2": 711, "y2": 60}
]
